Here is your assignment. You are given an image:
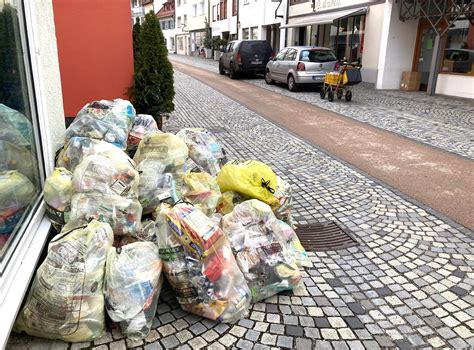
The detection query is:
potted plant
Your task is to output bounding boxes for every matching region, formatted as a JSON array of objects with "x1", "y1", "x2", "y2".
[{"x1": 213, "y1": 38, "x2": 227, "y2": 61}]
